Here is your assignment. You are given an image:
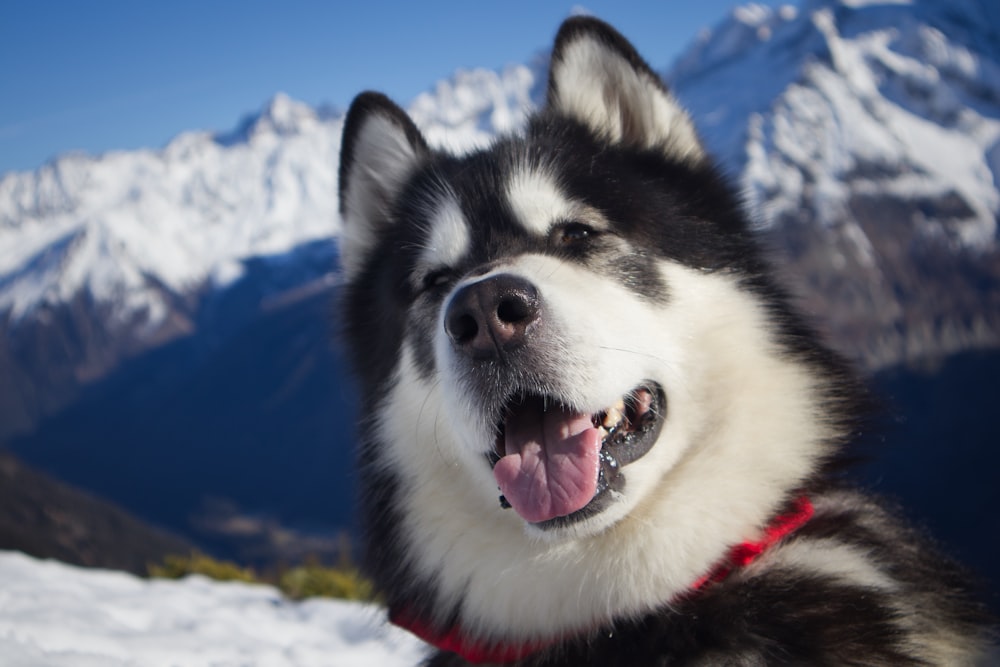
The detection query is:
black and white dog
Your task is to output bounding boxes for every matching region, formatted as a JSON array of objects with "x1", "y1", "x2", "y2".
[{"x1": 337, "y1": 17, "x2": 992, "y2": 666}]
